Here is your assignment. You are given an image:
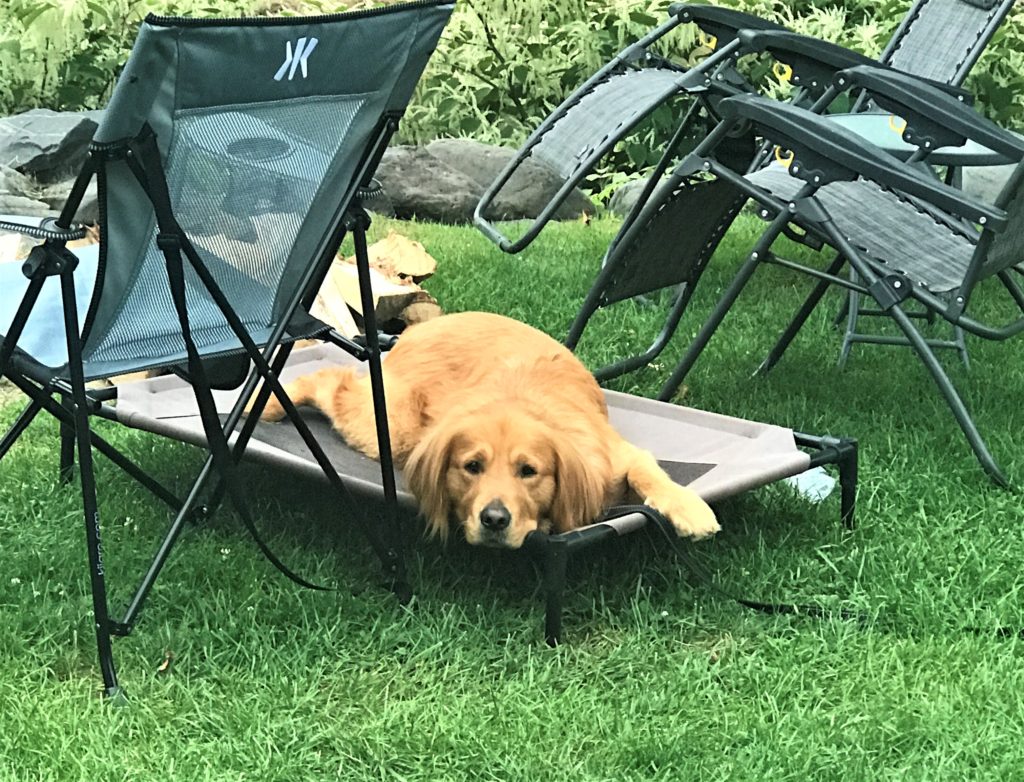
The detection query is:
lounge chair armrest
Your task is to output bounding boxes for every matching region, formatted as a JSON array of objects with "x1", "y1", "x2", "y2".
[
  {"x1": 718, "y1": 94, "x2": 1007, "y2": 230},
  {"x1": 669, "y1": 4, "x2": 787, "y2": 47},
  {"x1": 0, "y1": 216, "x2": 88, "y2": 243},
  {"x1": 835, "y1": 65, "x2": 1024, "y2": 161},
  {"x1": 737, "y1": 30, "x2": 877, "y2": 92},
  {"x1": 736, "y1": 30, "x2": 974, "y2": 104}
]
